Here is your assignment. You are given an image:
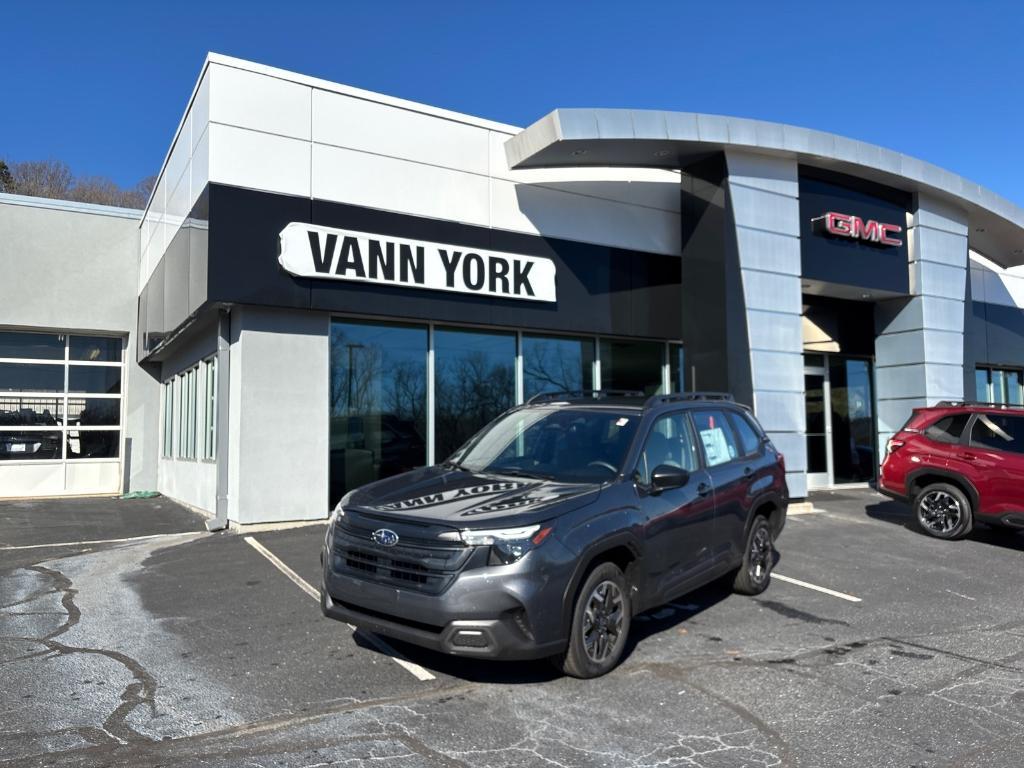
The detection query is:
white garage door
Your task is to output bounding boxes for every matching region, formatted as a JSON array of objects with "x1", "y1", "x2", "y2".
[{"x1": 0, "y1": 330, "x2": 125, "y2": 497}]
